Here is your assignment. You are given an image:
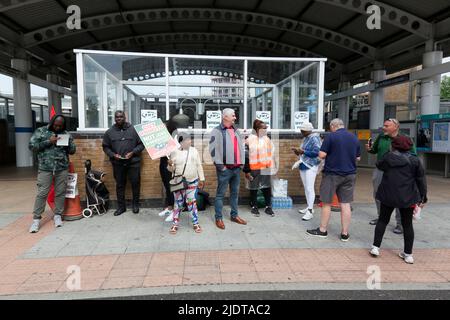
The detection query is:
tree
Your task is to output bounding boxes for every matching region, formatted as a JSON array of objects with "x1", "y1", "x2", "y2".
[{"x1": 441, "y1": 76, "x2": 450, "y2": 100}]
